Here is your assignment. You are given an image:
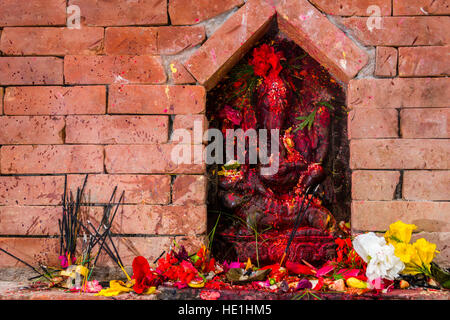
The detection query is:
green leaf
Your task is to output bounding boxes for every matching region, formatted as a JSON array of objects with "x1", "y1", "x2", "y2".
[{"x1": 316, "y1": 101, "x2": 335, "y2": 111}]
